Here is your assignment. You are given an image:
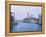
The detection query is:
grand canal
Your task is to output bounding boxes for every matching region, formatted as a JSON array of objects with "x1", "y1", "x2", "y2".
[{"x1": 11, "y1": 22, "x2": 42, "y2": 32}]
